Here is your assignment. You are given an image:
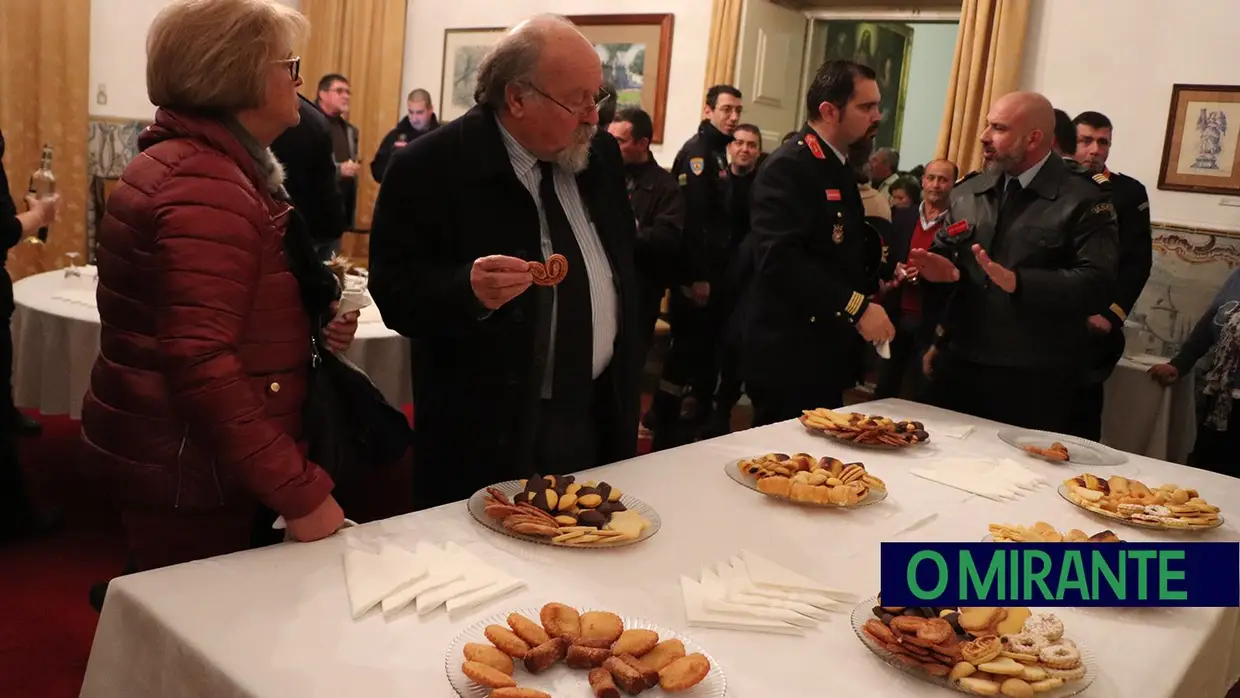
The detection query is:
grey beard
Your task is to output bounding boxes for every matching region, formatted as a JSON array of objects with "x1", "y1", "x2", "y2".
[{"x1": 556, "y1": 124, "x2": 597, "y2": 173}]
